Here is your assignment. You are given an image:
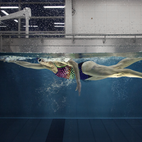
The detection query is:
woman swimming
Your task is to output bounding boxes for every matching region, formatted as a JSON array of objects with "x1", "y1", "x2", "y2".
[{"x1": 3, "y1": 57, "x2": 142, "y2": 95}]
